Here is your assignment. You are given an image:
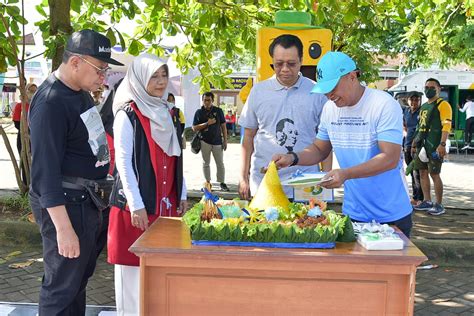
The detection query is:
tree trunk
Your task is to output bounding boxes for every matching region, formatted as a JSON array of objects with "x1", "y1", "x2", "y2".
[
  {"x1": 49, "y1": 0, "x2": 73, "y2": 71},
  {"x1": 19, "y1": 97, "x2": 31, "y2": 189},
  {"x1": 0, "y1": 126, "x2": 27, "y2": 193}
]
